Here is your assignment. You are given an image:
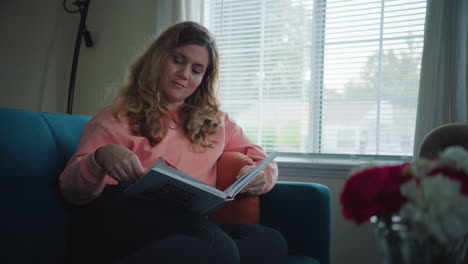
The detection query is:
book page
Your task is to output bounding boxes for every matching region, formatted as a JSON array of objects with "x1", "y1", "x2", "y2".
[
  {"x1": 223, "y1": 151, "x2": 278, "y2": 197},
  {"x1": 153, "y1": 159, "x2": 227, "y2": 198},
  {"x1": 154, "y1": 160, "x2": 208, "y2": 186},
  {"x1": 125, "y1": 170, "x2": 228, "y2": 216}
]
